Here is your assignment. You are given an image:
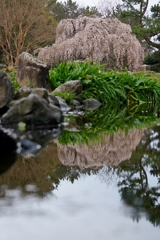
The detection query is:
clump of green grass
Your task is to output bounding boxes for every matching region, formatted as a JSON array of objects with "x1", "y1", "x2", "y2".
[
  {"x1": 49, "y1": 61, "x2": 160, "y2": 106},
  {"x1": 9, "y1": 70, "x2": 20, "y2": 92},
  {"x1": 54, "y1": 91, "x2": 76, "y2": 104},
  {"x1": 1, "y1": 67, "x2": 20, "y2": 92},
  {"x1": 49, "y1": 61, "x2": 103, "y2": 89}
]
